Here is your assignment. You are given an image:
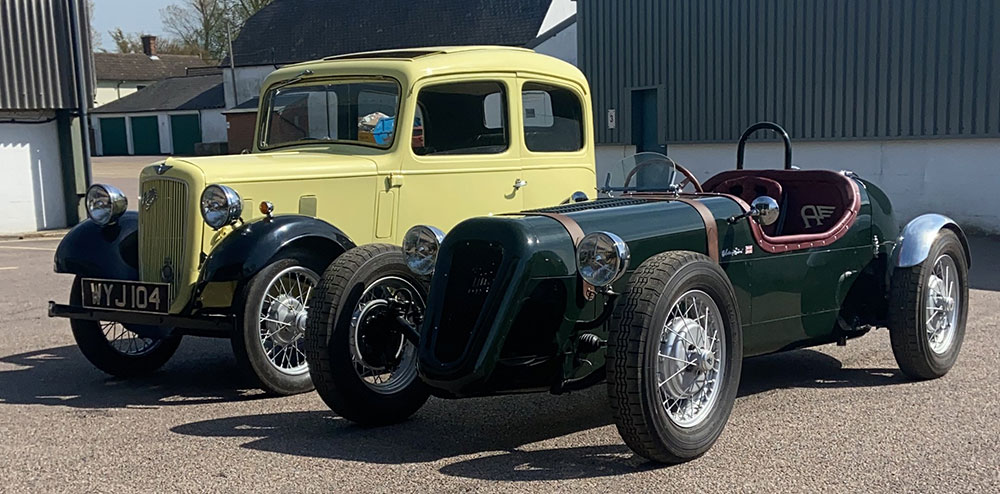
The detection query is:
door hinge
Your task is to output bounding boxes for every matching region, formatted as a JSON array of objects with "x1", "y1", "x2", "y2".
[{"x1": 387, "y1": 174, "x2": 404, "y2": 188}]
